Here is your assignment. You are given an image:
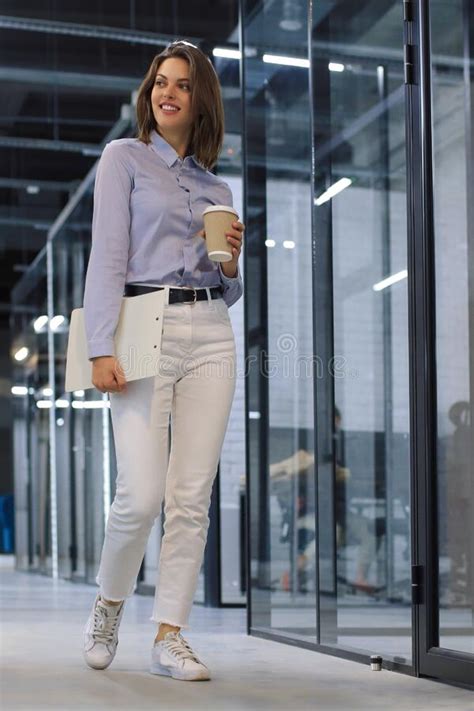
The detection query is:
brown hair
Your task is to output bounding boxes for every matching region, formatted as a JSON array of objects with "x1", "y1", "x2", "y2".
[{"x1": 135, "y1": 40, "x2": 225, "y2": 171}]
